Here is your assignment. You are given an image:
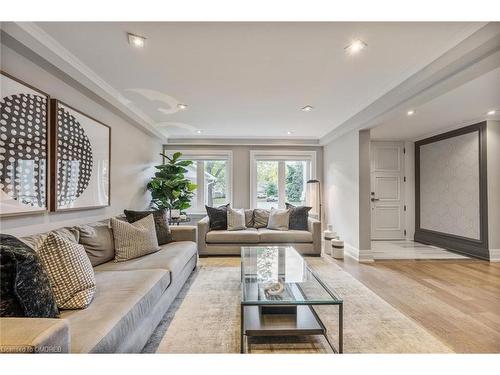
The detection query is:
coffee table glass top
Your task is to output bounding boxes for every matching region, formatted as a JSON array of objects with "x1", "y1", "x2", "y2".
[{"x1": 241, "y1": 246, "x2": 342, "y2": 305}]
